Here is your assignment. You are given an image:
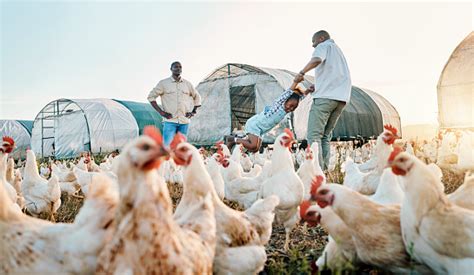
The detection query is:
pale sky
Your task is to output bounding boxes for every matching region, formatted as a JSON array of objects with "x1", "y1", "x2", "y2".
[{"x1": 1, "y1": 1, "x2": 472, "y2": 126}]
